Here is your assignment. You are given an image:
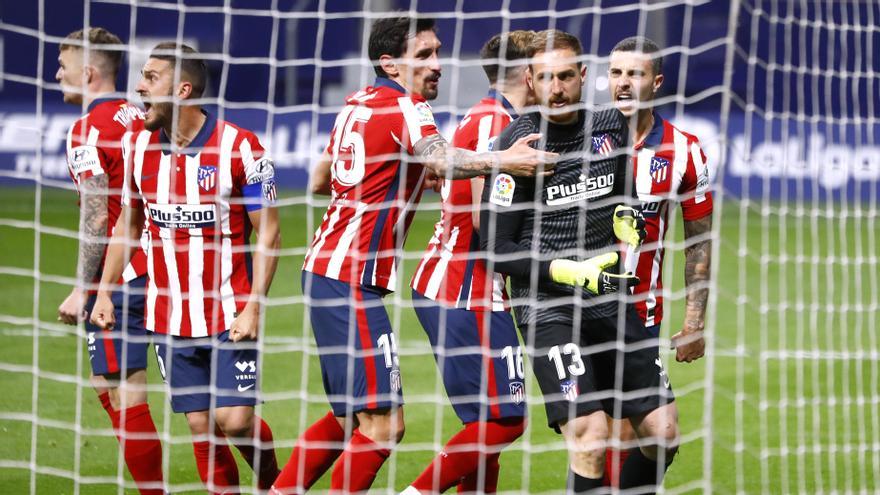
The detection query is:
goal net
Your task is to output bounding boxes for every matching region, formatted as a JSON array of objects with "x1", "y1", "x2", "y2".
[{"x1": 0, "y1": 0, "x2": 877, "y2": 493}]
